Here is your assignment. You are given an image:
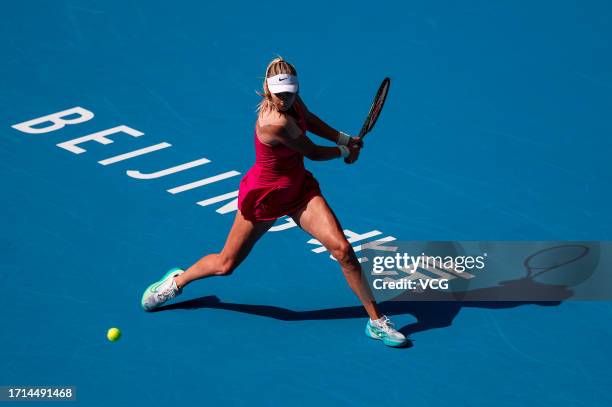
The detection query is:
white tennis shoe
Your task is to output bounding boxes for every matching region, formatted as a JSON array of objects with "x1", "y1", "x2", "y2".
[
  {"x1": 141, "y1": 267, "x2": 184, "y2": 311},
  {"x1": 365, "y1": 315, "x2": 410, "y2": 347}
]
